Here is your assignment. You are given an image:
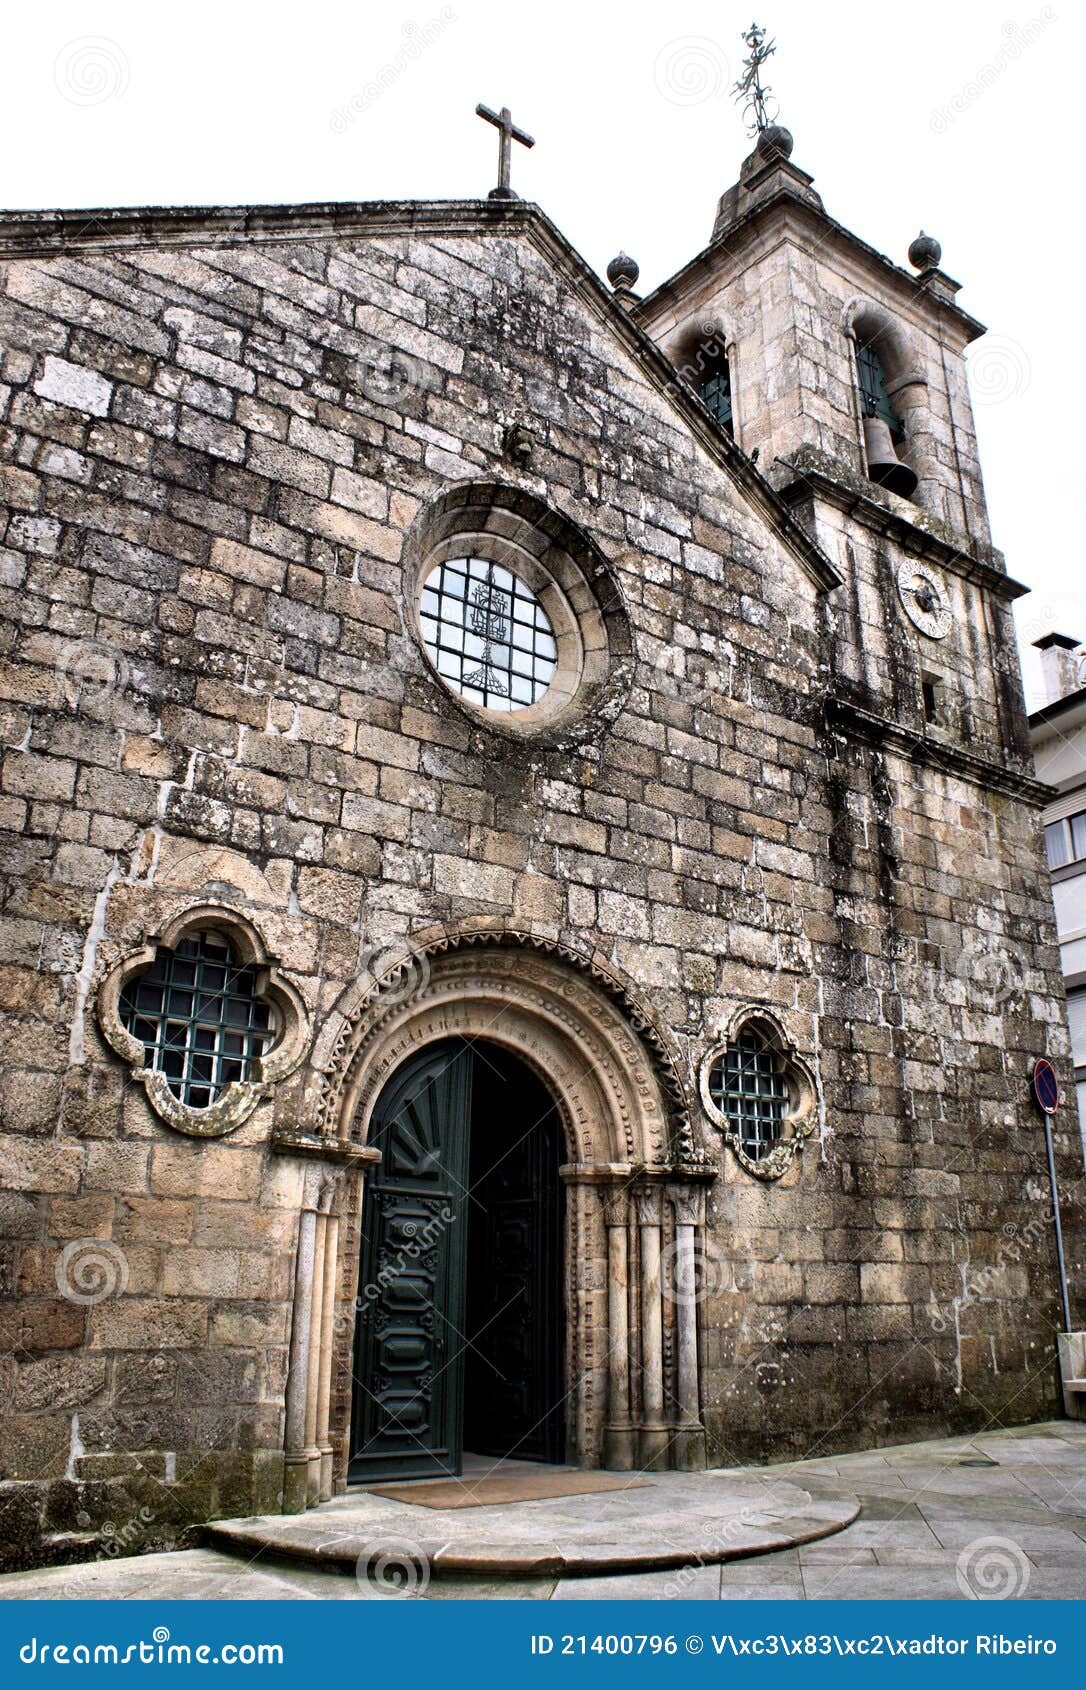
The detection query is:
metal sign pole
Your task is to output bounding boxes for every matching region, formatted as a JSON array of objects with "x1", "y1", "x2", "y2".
[{"x1": 1043, "y1": 1109, "x2": 1073, "y2": 1334}]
